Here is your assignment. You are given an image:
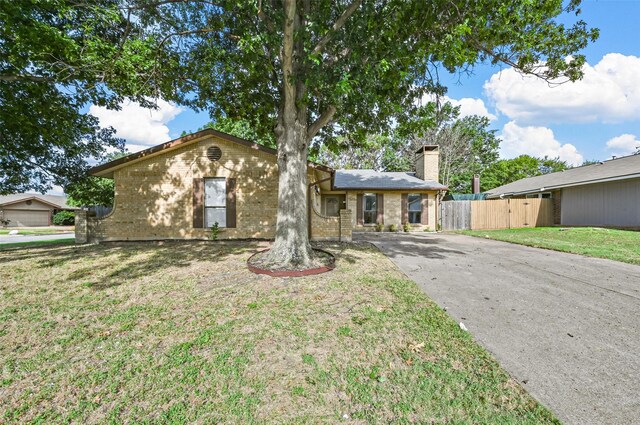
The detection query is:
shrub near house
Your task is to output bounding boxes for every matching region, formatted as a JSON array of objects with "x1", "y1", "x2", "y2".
[{"x1": 53, "y1": 211, "x2": 75, "y2": 225}]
